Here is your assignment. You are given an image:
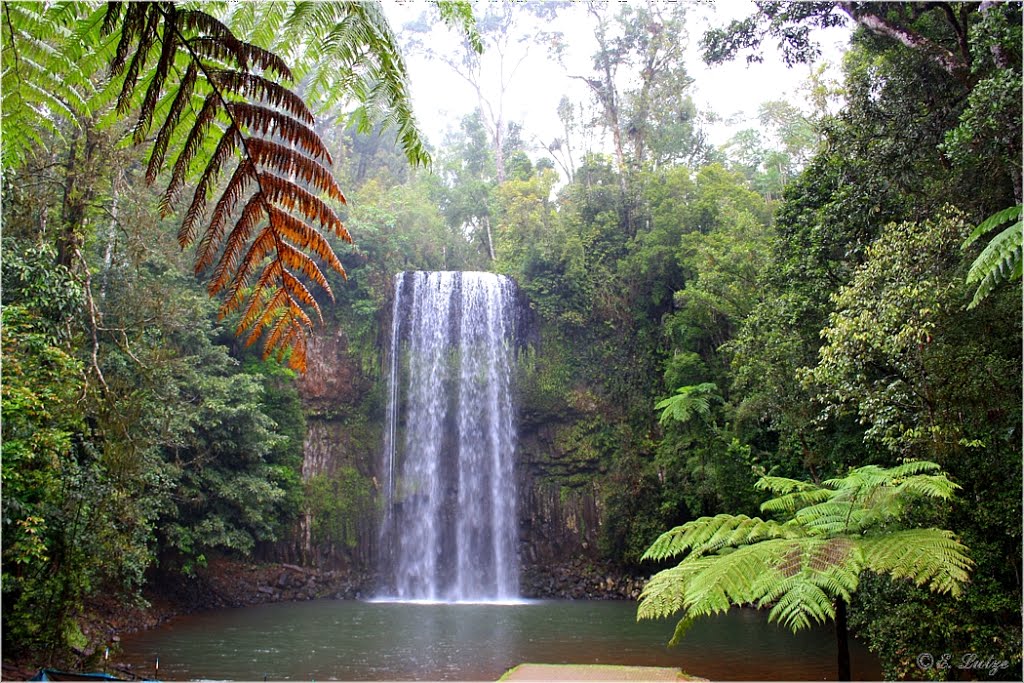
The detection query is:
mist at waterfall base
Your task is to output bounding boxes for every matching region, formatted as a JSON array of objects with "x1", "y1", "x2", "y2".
[{"x1": 377, "y1": 271, "x2": 521, "y2": 603}]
